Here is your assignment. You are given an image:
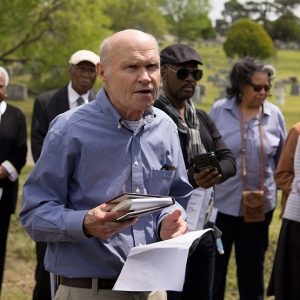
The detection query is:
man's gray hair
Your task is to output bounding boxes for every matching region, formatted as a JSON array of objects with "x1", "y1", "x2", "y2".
[{"x1": 0, "y1": 66, "x2": 9, "y2": 87}]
